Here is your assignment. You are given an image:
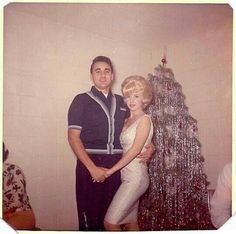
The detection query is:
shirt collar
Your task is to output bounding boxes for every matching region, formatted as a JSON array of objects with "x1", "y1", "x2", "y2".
[{"x1": 91, "y1": 86, "x2": 113, "y2": 99}]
